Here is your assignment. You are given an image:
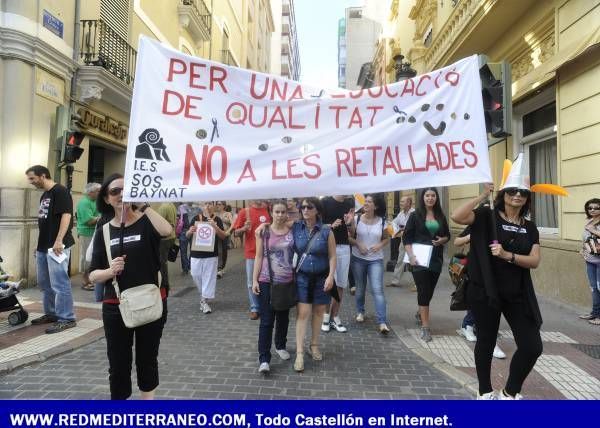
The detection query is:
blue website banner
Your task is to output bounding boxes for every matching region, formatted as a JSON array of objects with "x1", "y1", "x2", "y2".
[{"x1": 0, "y1": 400, "x2": 594, "y2": 428}]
